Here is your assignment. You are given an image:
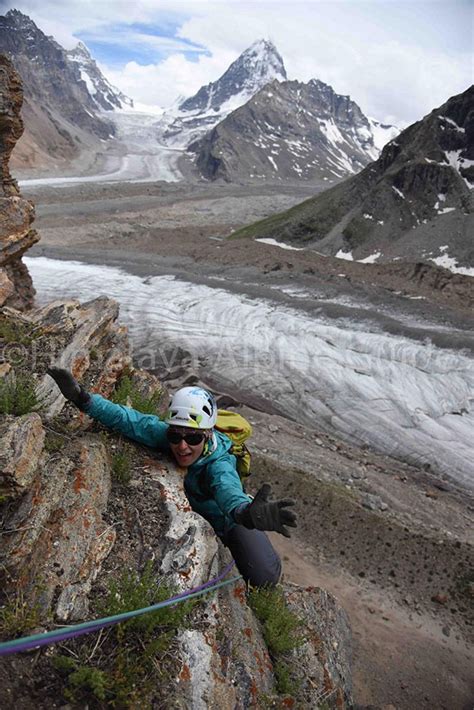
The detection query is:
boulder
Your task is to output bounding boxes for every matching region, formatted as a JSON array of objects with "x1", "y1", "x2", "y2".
[
  {"x1": 33, "y1": 297, "x2": 125, "y2": 418},
  {"x1": 284, "y1": 583, "x2": 353, "y2": 707}
]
